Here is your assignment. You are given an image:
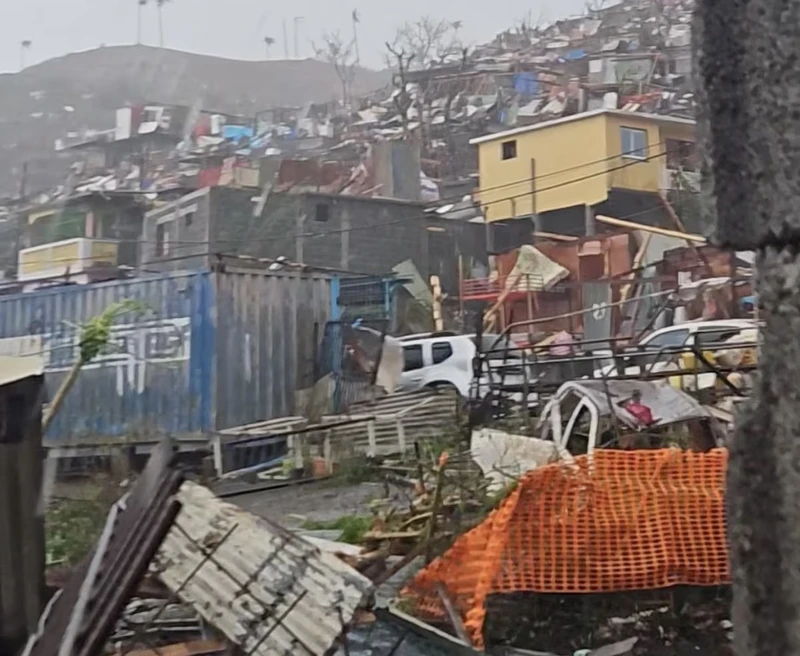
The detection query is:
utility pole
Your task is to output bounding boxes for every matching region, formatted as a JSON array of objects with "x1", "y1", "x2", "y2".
[
  {"x1": 282, "y1": 18, "x2": 289, "y2": 59},
  {"x1": 351, "y1": 9, "x2": 361, "y2": 65},
  {"x1": 156, "y1": 0, "x2": 170, "y2": 48},
  {"x1": 697, "y1": 1, "x2": 800, "y2": 655},
  {"x1": 19, "y1": 40, "x2": 31, "y2": 70},
  {"x1": 293, "y1": 16, "x2": 304, "y2": 58},
  {"x1": 137, "y1": 0, "x2": 147, "y2": 43}
]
